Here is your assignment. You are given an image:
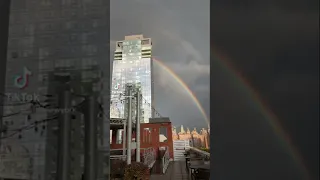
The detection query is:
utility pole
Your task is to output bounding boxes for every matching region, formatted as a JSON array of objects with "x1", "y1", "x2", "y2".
[
  {"x1": 84, "y1": 95, "x2": 98, "y2": 180},
  {"x1": 122, "y1": 122, "x2": 126, "y2": 158},
  {"x1": 136, "y1": 89, "x2": 141, "y2": 162},
  {"x1": 56, "y1": 90, "x2": 71, "y2": 180},
  {"x1": 126, "y1": 85, "x2": 133, "y2": 164}
]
